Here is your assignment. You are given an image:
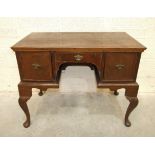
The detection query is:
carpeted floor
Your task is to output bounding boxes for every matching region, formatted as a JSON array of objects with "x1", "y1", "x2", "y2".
[{"x1": 0, "y1": 67, "x2": 155, "y2": 136}]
